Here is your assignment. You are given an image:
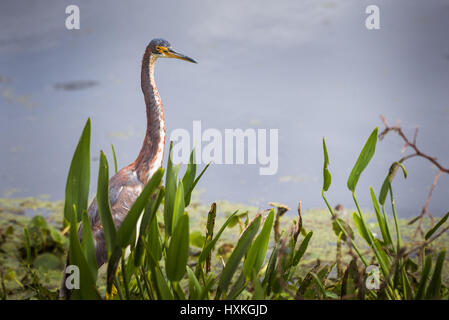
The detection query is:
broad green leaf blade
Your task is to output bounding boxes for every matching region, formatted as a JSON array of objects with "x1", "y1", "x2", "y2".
[
  {"x1": 370, "y1": 187, "x2": 392, "y2": 246},
  {"x1": 81, "y1": 210, "x2": 98, "y2": 282},
  {"x1": 147, "y1": 215, "x2": 162, "y2": 261},
  {"x1": 322, "y1": 137, "x2": 332, "y2": 191},
  {"x1": 164, "y1": 142, "x2": 179, "y2": 236},
  {"x1": 23, "y1": 227, "x2": 32, "y2": 265},
  {"x1": 139, "y1": 187, "x2": 164, "y2": 236},
  {"x1": 226, "y1": 272, "x2": 247, "y2": 300},
  {"x1": 116, "y1": 168, "x2": 164, "y2": 248},
  {"x1": 64, "y1": 118, "x2": 91, "y2": 223},
  {"x1": 96, "y1": 151, "x2": 117, "y2": 254},
  {"x1": 68, "y1": 206, "x2": 100, "y2": 300},
  {"x1": 379, "y1": 162, "x2": 407, "y2": 205},
  {"x1": 425, "y1": 212, "x2": 449, "y2": 240},
  {"x1": 172, "y1": 180, "x2": 185, "y2": 232},
  {"x1": 415, "y1": 255, "x2": 432, "y2": 300},
  {"x1": 352, "y1": 212, "x2": 370, "y2": 244},
  {"x1": 347, "y1": 128, "x2": 378, "y2": 192},
  {"x1": 134, "y1": 188, "x2": 164, "y2": 266},
  {"x1": 166, "y1": 214, "x2": 190, "y2": 282},
  {"x1": 262, "y1": 244, "x2": 278, "y2": 292},
  {"x1": 198, "y1": 211, "x2": 239, "y2": 263},
  {"x1": 216, "y1": 215, "x2": 261, "y2": 298},
  {"x1": 153, "y1": 265, "x2": 174, "y2": 300},
  {"x1": 292, "y1": 231, "x2": 313, "y2": 266},
  {"x1": 243, "y1": 210, "x2": 275, "y2": 278},
  {"x1": 187, "y1": 266, "x2": 201, "y2": 300},
  {"x1": 182, "y1": 149, "x2": 196, "y2": 206},
  {"x1": 425, "y1": 250, "x2": 446, "y2": 299},
  {"x1": 184, "y1": 162, "x2": 211, "y2": 206}
]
